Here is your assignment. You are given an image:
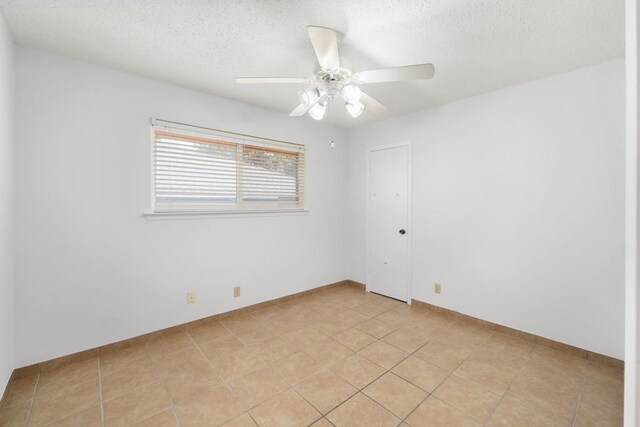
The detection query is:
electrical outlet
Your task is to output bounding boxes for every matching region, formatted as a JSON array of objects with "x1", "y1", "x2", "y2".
[
  {"x1": 233, "y1": 286, "x2": 241, "y2": 298},
  {"x1": 434, "y1": 283, "x2": 442, "y2": 294},
  {"x1": 187, "y1": 292, "x2": 196, "y2": 304}
]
